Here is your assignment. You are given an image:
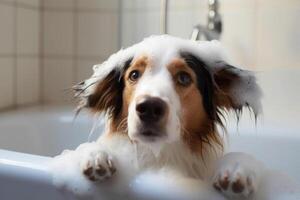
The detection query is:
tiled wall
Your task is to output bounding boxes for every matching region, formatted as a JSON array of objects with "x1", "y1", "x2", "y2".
[
  {"x1": 41, "y1": 0, "x2": 119, "y2": 104},
  {"x1": 0, "y1": 0, "x2": 119, "y2": 109},
  {"x1": 0, "y1": 0, "x2": 299, "y2": 109},
  {"x1": 0, "y1": 0, "x2": 40, "y2": 109},
  {"x1": 121, "y1": 0, "x2": 300, "y2": 69}
]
